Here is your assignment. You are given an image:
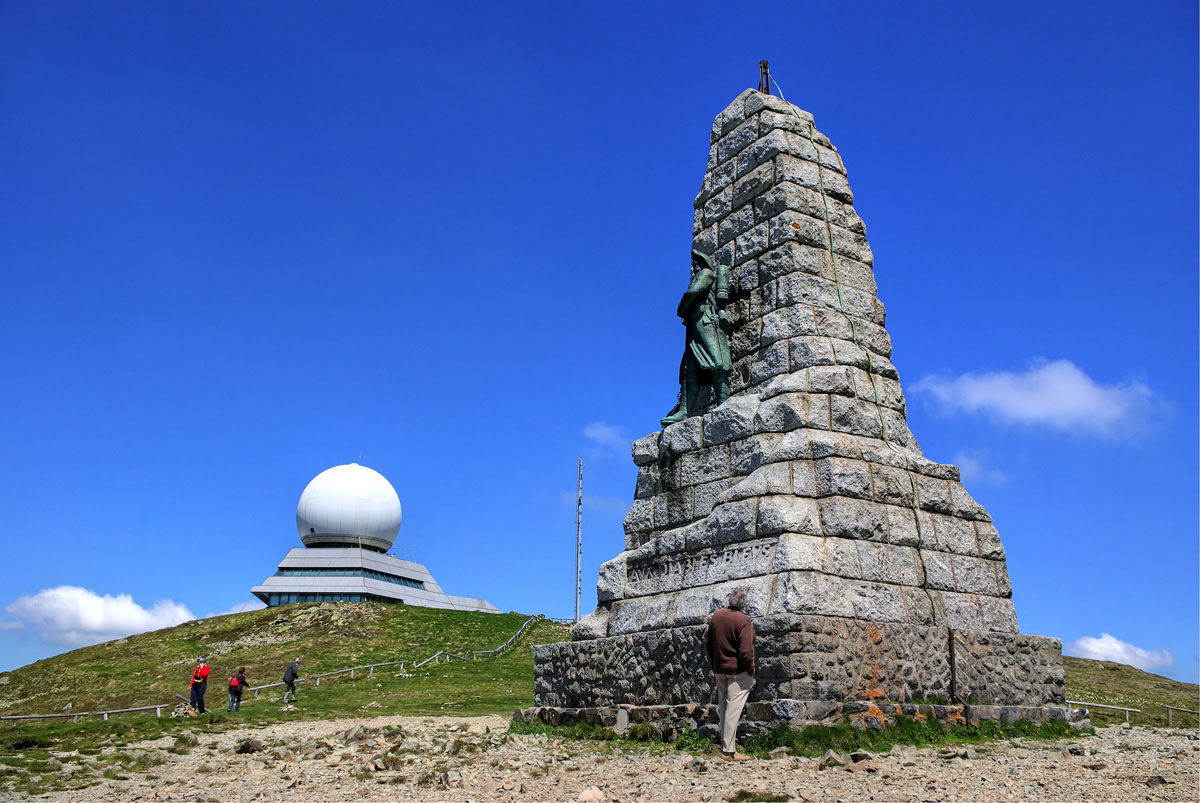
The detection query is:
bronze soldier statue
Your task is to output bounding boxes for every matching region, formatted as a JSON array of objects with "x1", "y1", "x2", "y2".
[{"x1": 662, "y1": 250, "x2": 733, "y2": 426}]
